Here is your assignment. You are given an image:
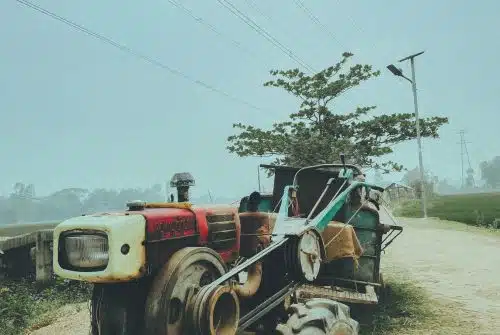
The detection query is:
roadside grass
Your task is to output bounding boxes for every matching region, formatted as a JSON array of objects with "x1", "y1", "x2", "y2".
[
  {"x1": 360, "y1": 279, "x2": 478, "y2": 335},
  {"x1": 357, "y1": 279, "x2": 431, "y2": 335},
  {"x1": 368, "y1": 280, "x2": 431, "y2": 334},
  {"x1": 394, "y1": 192, "x2": 500, "y2": 228},
  {"x1": 0, "y1": 276, "x2": 479, "y2": 335},
  {"x1": 0, "y1": 278, "x2": 91, "y2": 335}
]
